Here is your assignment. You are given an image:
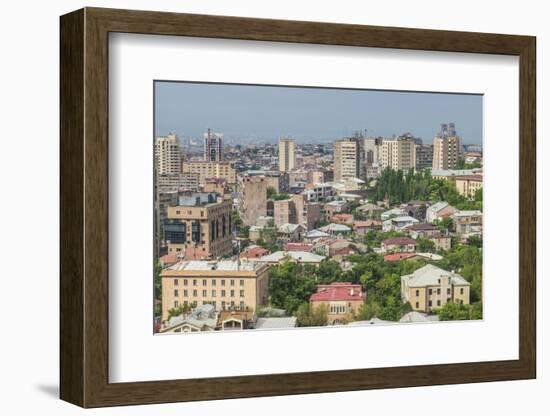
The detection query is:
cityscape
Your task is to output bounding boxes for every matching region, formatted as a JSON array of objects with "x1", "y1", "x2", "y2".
[{"x1": 153, "y1": 83, "x2": 483, "y2": 334}]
